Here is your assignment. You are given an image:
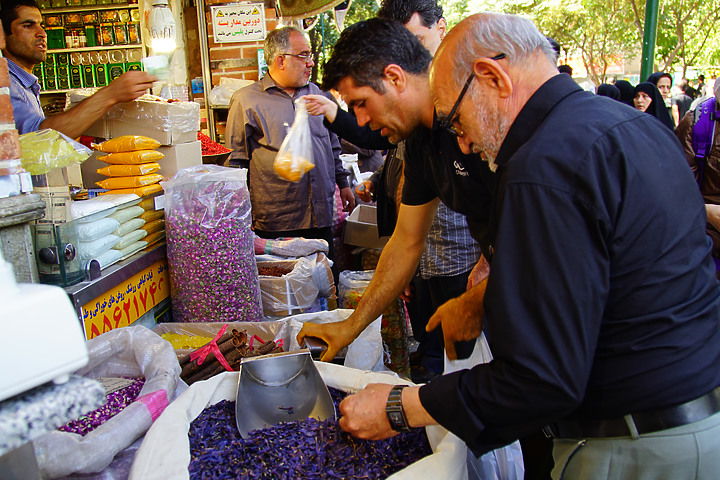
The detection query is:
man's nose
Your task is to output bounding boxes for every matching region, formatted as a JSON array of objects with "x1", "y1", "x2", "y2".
[
  {"x1": 355, "y1": 109, "x2": 370, "y2": 127},
  {"x1": 37, "y1": 25, "x2": 46, "y2": 37}
]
